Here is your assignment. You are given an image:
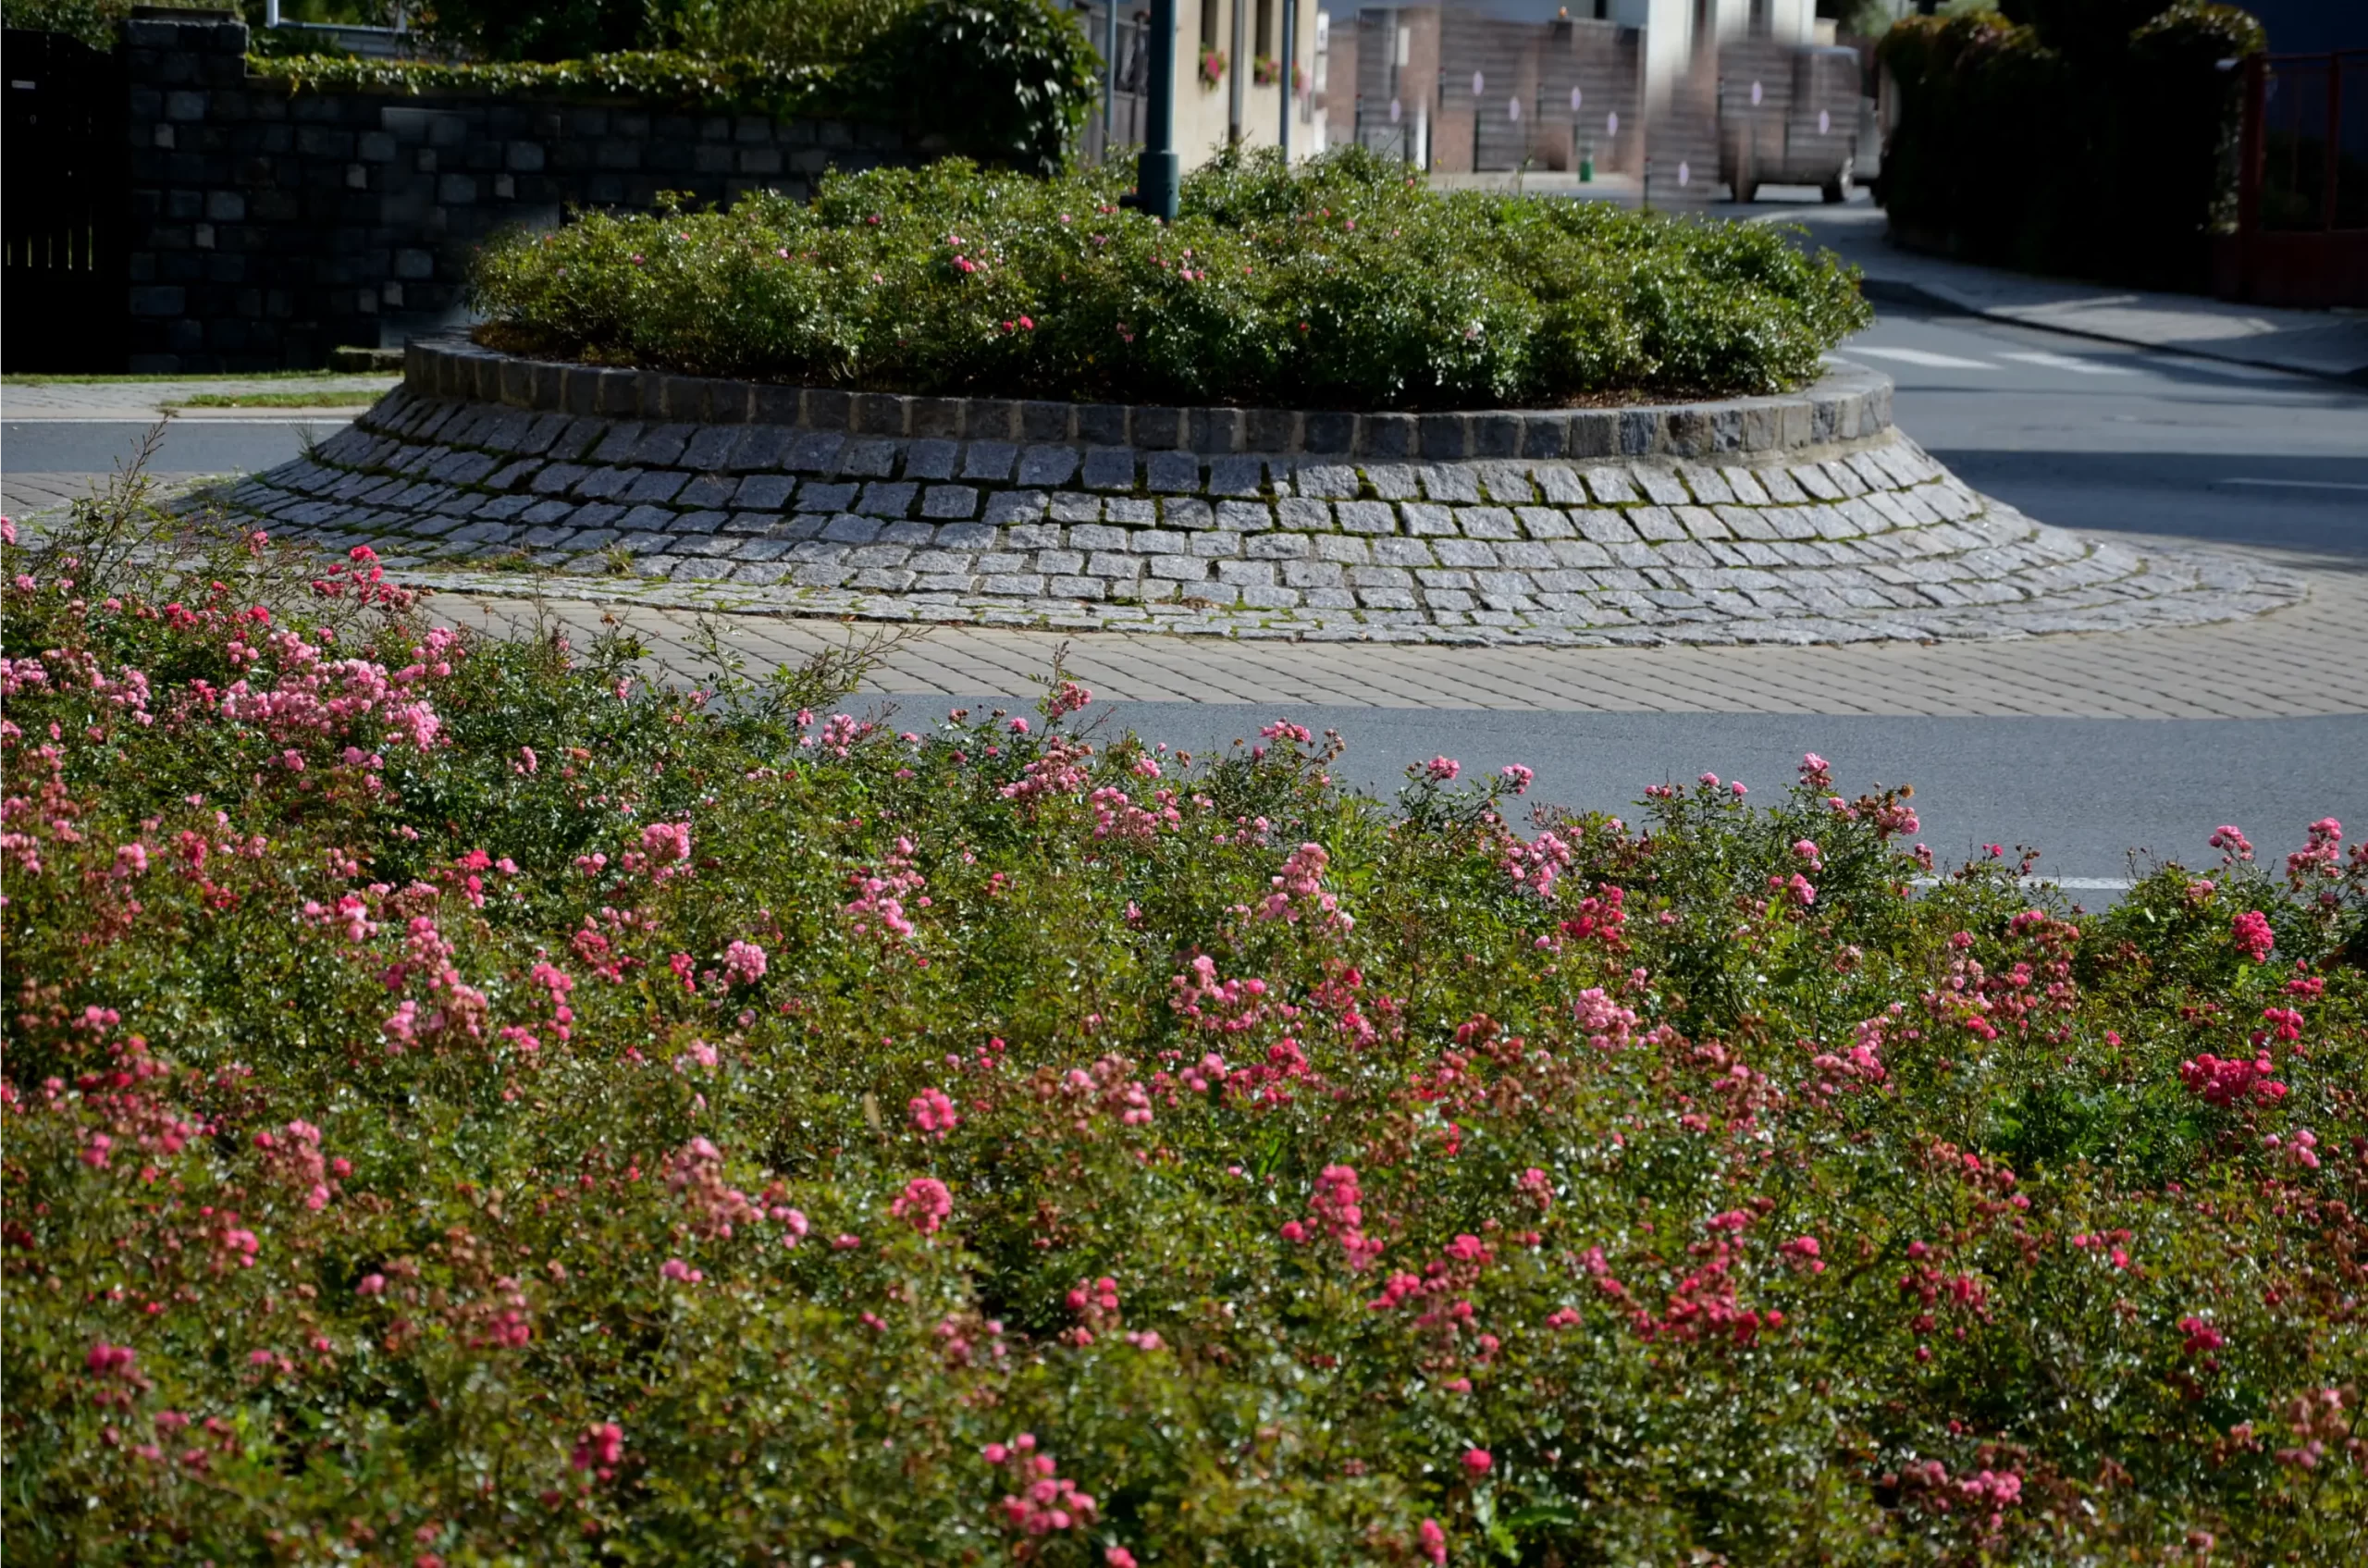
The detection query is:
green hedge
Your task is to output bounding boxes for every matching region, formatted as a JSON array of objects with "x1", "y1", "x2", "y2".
[
  {"x1": 469, "y1": 147, "x2": 1871, "y2": 408},
  {"x1": 251, "y1": 47, "x2": 849, "y2": 120},
  {"x1": 401, "y1": 0, "x2": 917, "y2": 66},
  {"x1": 1877, "y1": 2, "x2": 2264, "y2": 290},
  {"x1": 249, "y1": 0, "x2": 1096, "y2": 175},
  {"x1": 0, "y1": 0, "x2": 221, "y2": 48}
]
